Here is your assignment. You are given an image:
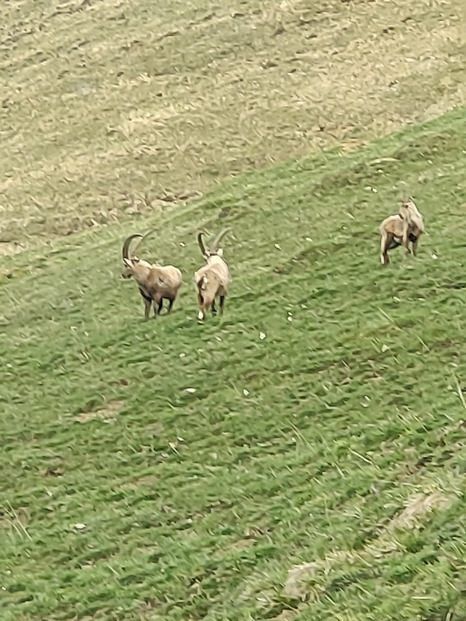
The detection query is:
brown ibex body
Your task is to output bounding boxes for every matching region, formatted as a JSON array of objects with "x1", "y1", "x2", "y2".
[
  {"x1": 122, "y1": 233, "x2": 182, "y2": 319},
  {"x1": 194, "y1": 229, "x2": 231, "y2": 321},
  {"x1": 380, "y1": 196, "x2": 424, "y2": 265}
]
